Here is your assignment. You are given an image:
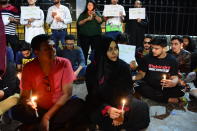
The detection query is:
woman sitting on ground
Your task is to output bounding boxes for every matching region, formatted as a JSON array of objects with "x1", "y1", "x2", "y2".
[{"x1": 85, "y1": 36, "x2": 150, "y2": 131}]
